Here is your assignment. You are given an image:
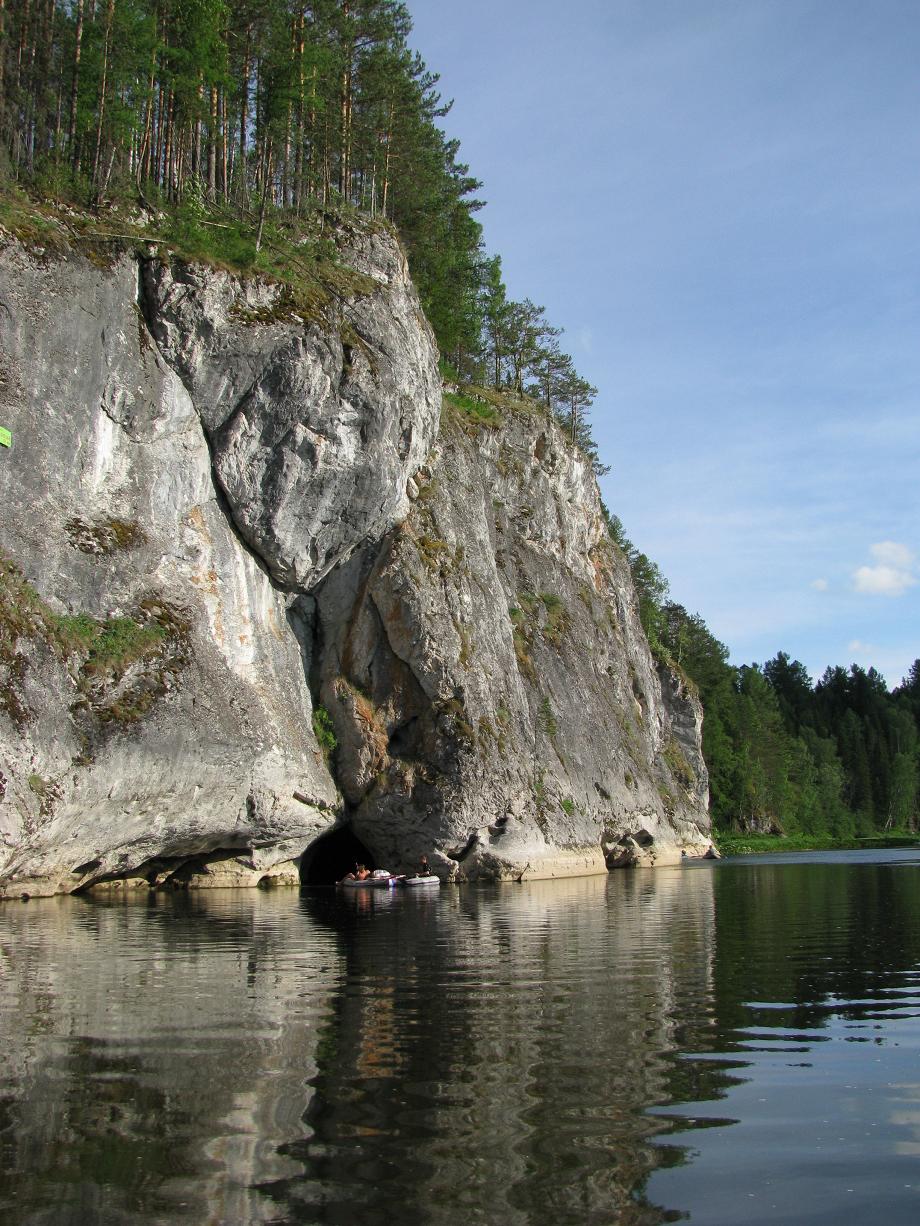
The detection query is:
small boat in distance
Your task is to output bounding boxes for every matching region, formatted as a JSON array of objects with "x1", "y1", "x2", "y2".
[
  {"x1": 337, "y1": 873, "x2": 405, "y2": 889},
  {"x1": 402, "y1": 875, "x2": 440, "y2": 889}
]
